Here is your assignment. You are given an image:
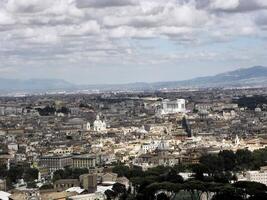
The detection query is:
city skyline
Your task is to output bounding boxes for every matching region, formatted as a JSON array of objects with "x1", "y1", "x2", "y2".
[{"x1": 0, "y1": 0, "x2": 267, "y2": 84}]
